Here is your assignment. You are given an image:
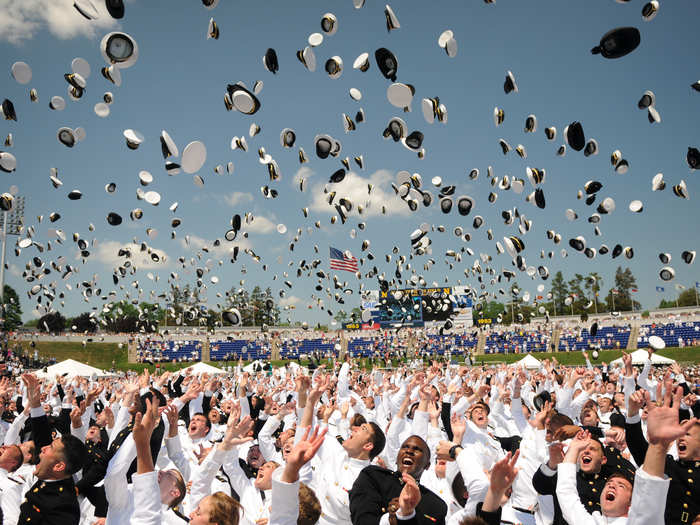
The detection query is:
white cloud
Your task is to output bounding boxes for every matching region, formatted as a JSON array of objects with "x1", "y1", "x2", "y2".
[
  {"x1": 243, "y1": 214, "x2": 276, "y2": 234},
  {"x1": 294, "y1": 166, "x2": 315, "y2": 185},
  {"x1": 94, "y1": 240, "x2": 169, "y2": 270},
  {"x1": 178, "y1": 233, "x2": 252, "y2": 259},
  {"x1": 0, "y1": 0, "x2": 119, "y2": 45},
  {"x1": 309, "y1": 169, "x2": 410, "y2": 217},
  {"x1": 279, "y1": 295, "x2": 302, "y2": 307},
  {"x1": 223, "y1": 191, "x2": 254, "y2": 207}
]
